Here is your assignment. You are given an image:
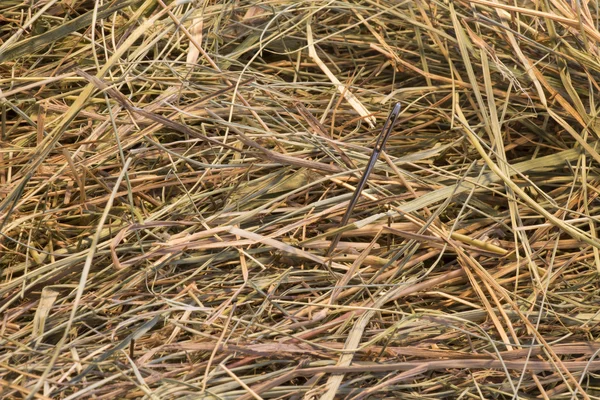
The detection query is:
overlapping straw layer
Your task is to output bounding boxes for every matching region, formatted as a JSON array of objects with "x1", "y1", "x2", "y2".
[{"x1": 2, "y1": 1, "x2": 600, "y2": 398}]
